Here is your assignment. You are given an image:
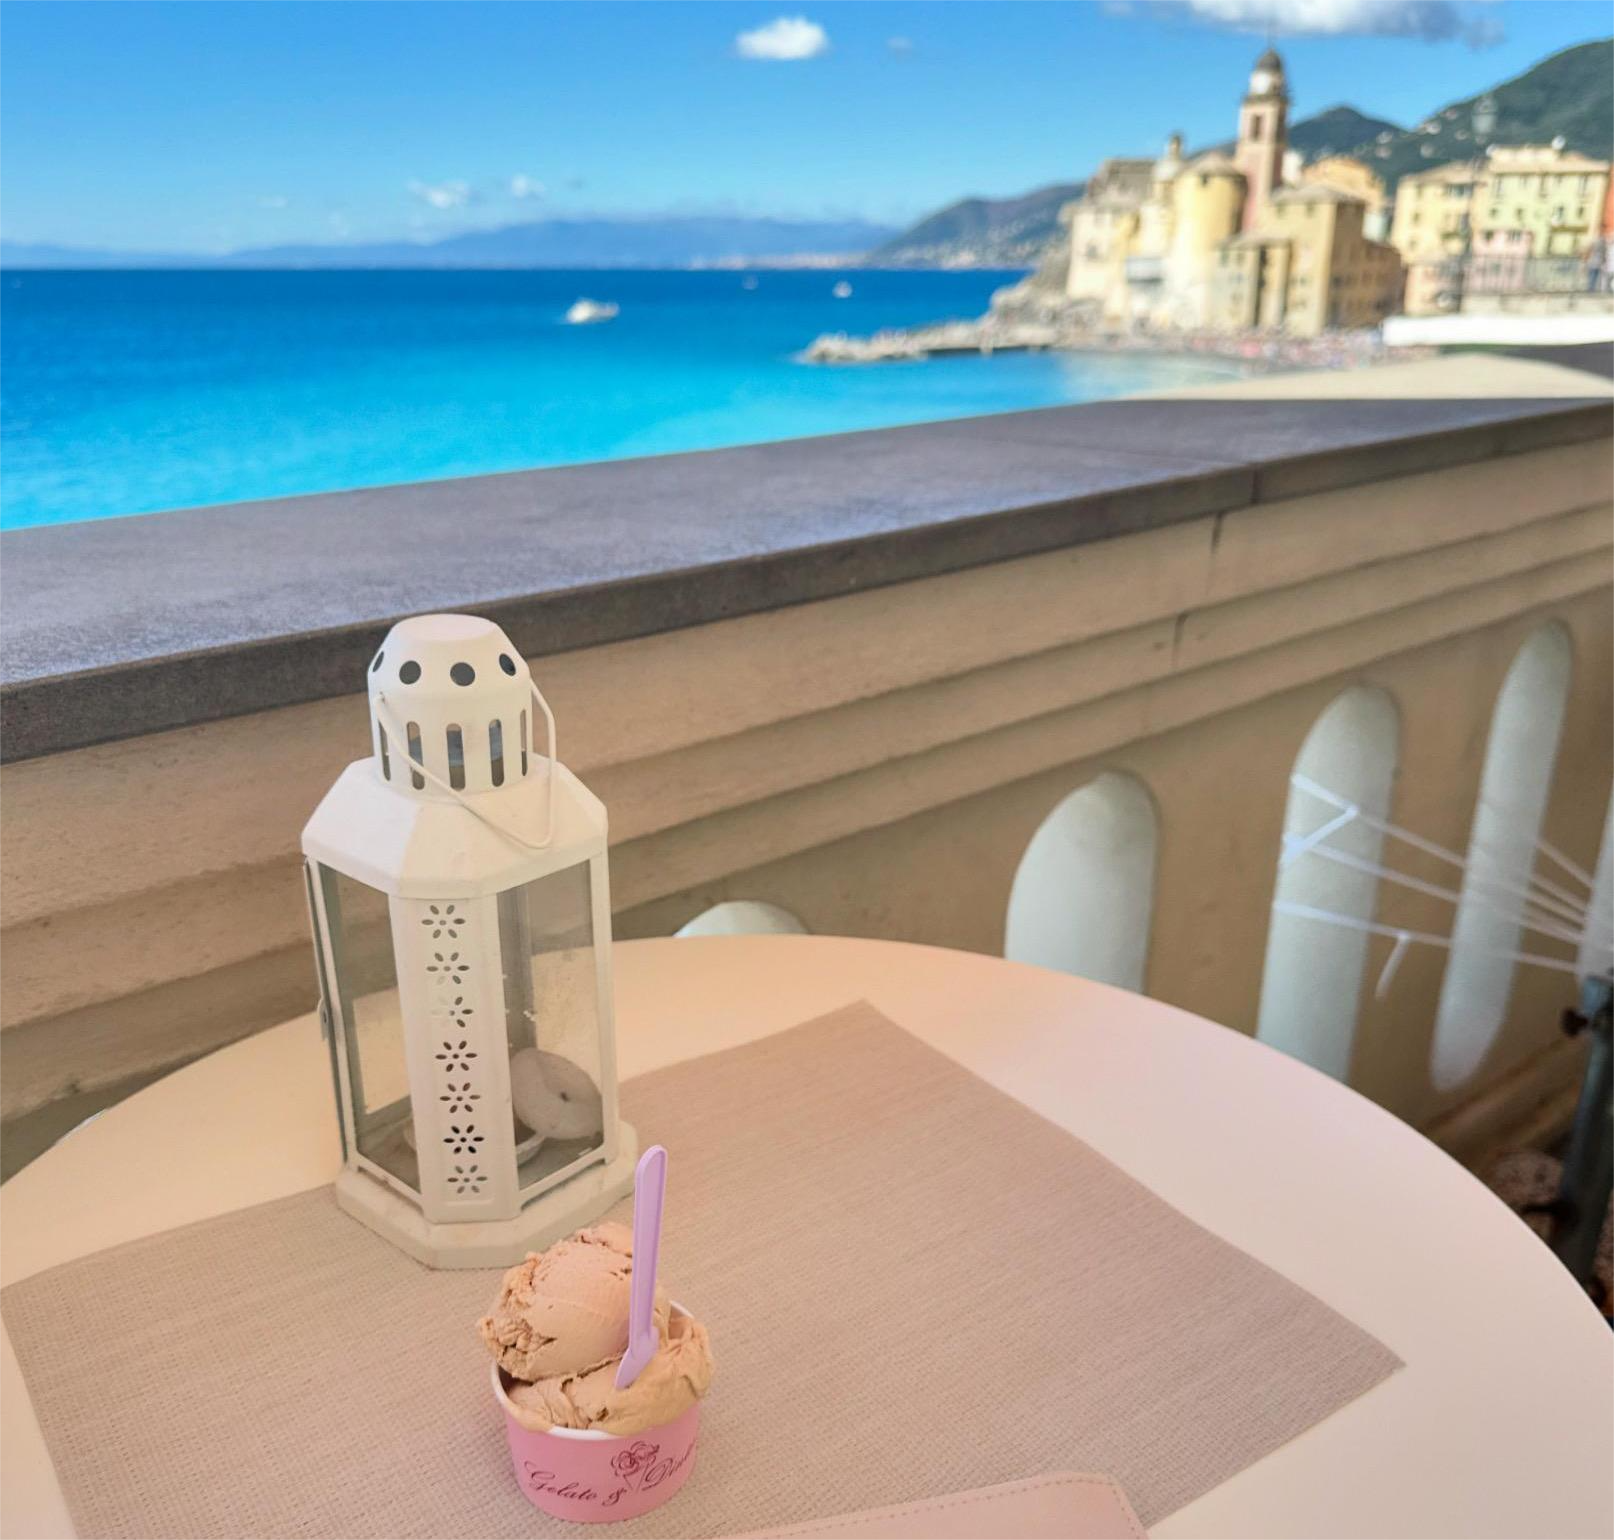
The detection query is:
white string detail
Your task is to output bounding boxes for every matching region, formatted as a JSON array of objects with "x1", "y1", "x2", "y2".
[
  {"x1": 1272, "y1": 901, "x2": 1582, "y2": 977},
  {"x1": 1290, "y1": 773, "x2": 1587, "y2": 926},
  {"x1": 1375, "y1": 931, "x2": 1412, "y2": 1001}
]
